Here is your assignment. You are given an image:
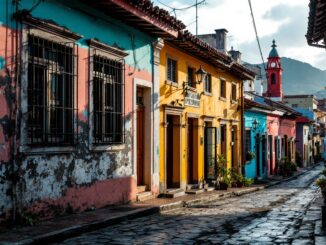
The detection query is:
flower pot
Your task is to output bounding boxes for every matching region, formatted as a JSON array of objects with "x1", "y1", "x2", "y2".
[{"x1": 219, "y1": 182, "x2": 229, "y2": 190}]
